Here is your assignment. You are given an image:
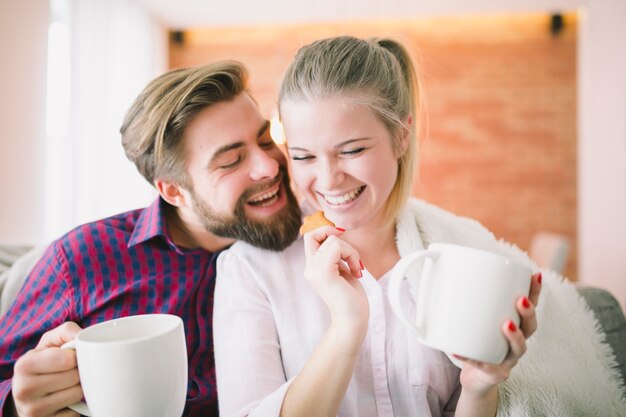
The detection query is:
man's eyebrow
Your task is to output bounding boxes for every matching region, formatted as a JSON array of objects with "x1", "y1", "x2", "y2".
[
  {"x1": 209, "y1": 142, "x2": 245, "y2": 165},
  {"x1": 207, "y1": 121, "x2": 270, "y2": 166}
]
